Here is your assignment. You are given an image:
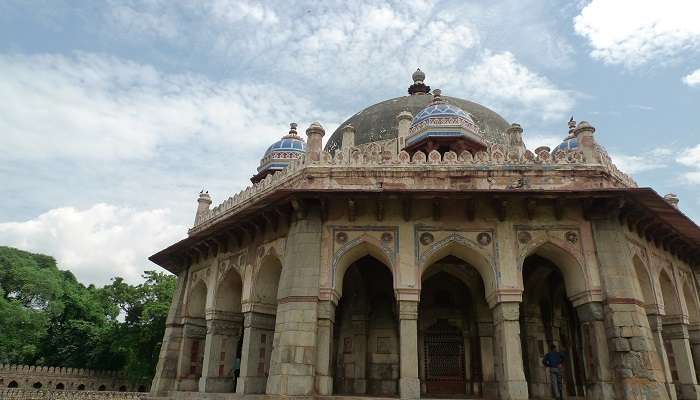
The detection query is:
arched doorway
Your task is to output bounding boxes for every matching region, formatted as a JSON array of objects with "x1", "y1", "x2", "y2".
[
  {"x1": 520, "y1": 254, "x2": 586, "y2": 399},
  {"x1": 178, "y1": 279, "x2": 208, "y2": 391},
  {"x1": 419, "y1": 256, "x2": 489, "y2": 398},
  {"x1": 238, "y1": 253, "x2": 282, "y2": 394},
  {"x1": 659, "y1": 270, "x2": 682, "y2": 383},
  {"x1": 199, "y1": 267, "x2": 244, "y2": 393},
  {"x1": 333, "y1": 256, "x2": 398, "y2": 396}
]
